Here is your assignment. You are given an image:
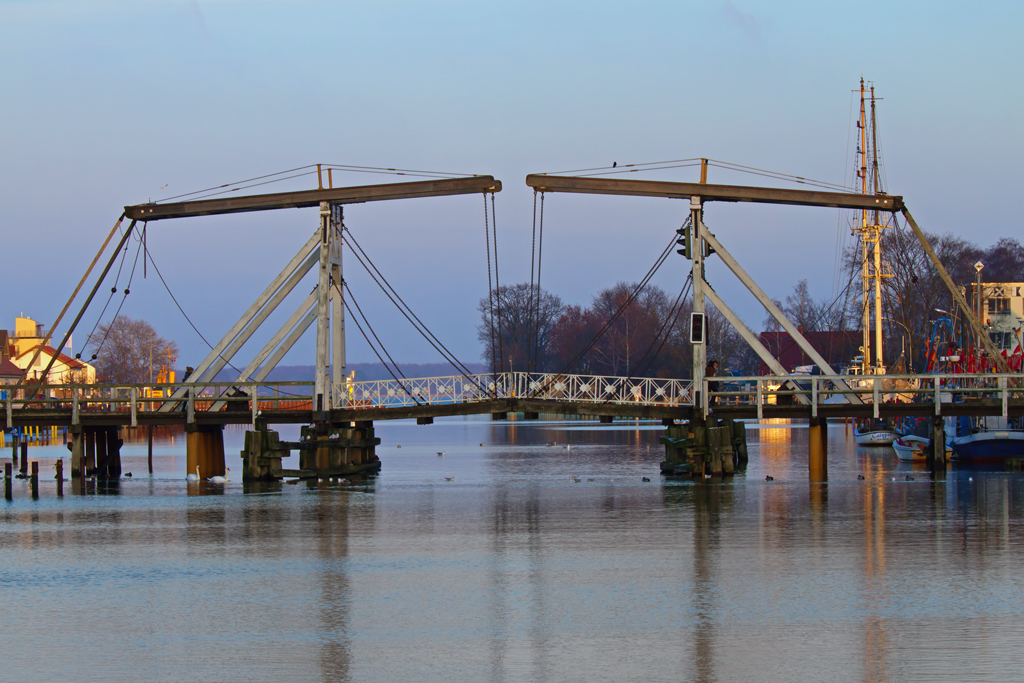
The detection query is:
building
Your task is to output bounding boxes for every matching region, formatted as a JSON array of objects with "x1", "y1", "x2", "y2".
[
  {"x1": 965, "y1": 282, "x2": 1024, "y2": 353},
  {"x1": 0, "y1": 357, "x2": 20, "y2": 385},
  {"x1": 11, "y1": 345, "x2": 95, "y2": 384},
  {"x1": 758, "y1": 330, "x2": 862, "y2": 375}
]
